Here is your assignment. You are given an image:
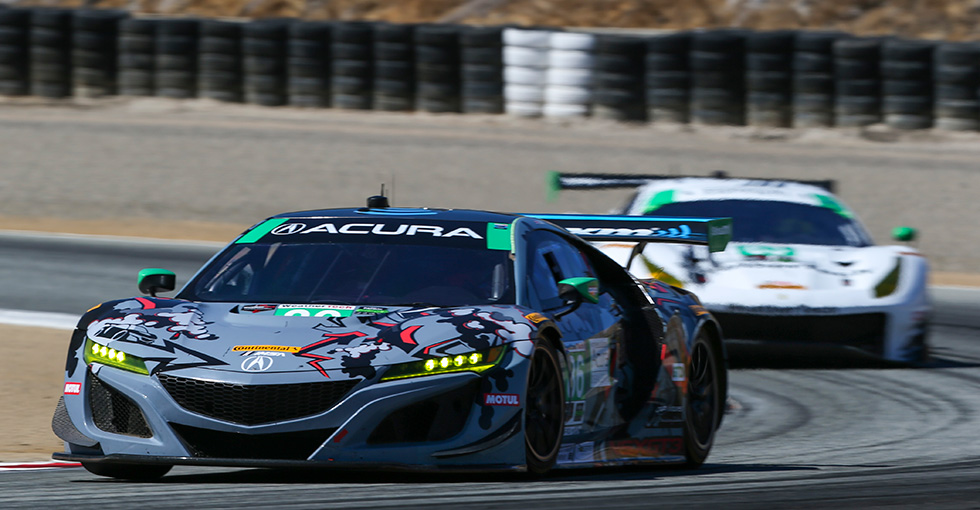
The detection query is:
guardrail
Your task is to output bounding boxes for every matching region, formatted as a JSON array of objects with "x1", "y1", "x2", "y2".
[{"x1": 1, "y1": 7, "x2": 977, "y2": 131}]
